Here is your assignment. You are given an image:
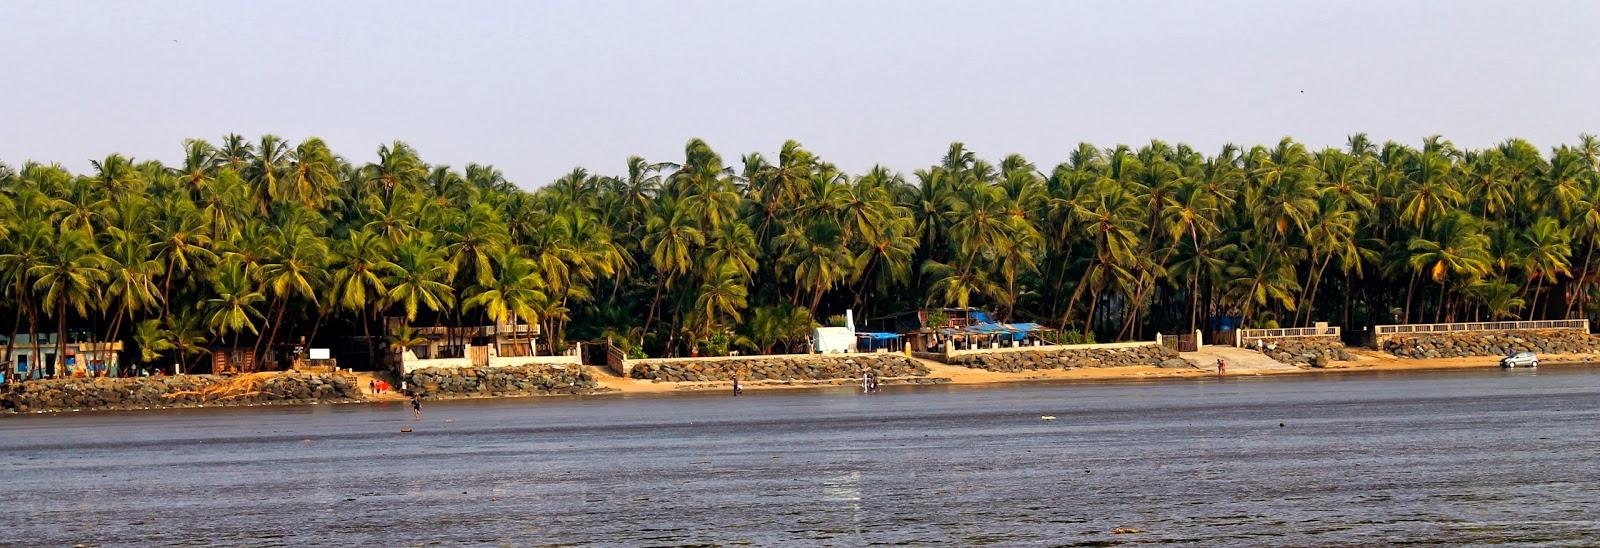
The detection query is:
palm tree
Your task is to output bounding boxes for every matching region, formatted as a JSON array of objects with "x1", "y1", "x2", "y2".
[
  {"x1": 775, "y1": 219, "x2": 851, "y2": 315},
  {"x1": 331, "y1": 229, "x2": 397, "y2": 361},
  {"x1": 1408, "y1": 213, "x2": 1492, "y2": 322},
  {"x1": 206, "y1": 263, "x2": 266, "y2": 366},
  {"x1": 283, "y1": 137, "x2": 340, "y2": 208},
  {"x1": 100, "y1": 226, "x2": 163, "y2": 348},
  {"x1": 641, "y1": 203, "x2": 703, "y2": 338},
  {"x1": 385, "y1": 238, "x2": 456, "y2": 322},
  {"x1": 693, "y1": 264, "x2": 749, "y2": 346},
  {"x1": 29, "y1": 230, "x2": 108, "y2": 377},
  {"x1": 1518, "y1": 216, "x2": 1572, "y2": 318},
  {"x1": 148, "y1": 199, "x2": 218, "y2": 318},
  {"x1": 463, "y1": 253, "x2": 546, "y2": 355}
]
